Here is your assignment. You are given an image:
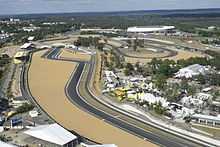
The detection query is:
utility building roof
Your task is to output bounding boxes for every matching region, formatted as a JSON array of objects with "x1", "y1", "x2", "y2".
[{"x1": 24, "y1": 123, "x2": 77, "y2": 146}]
